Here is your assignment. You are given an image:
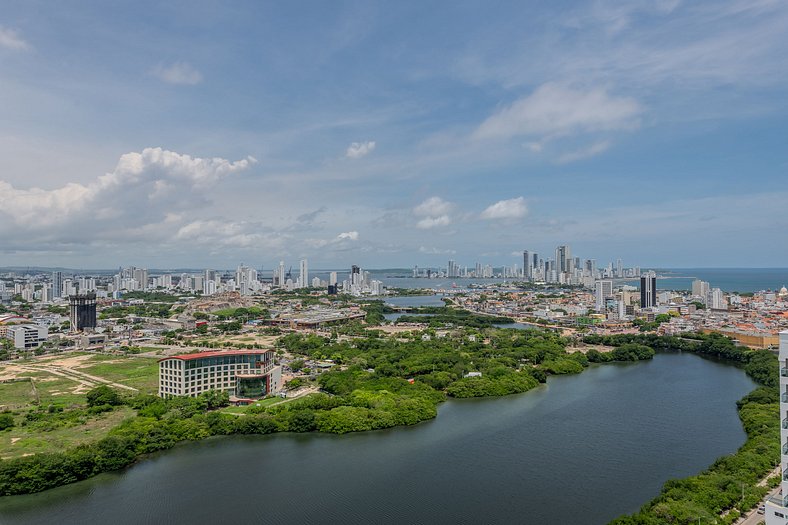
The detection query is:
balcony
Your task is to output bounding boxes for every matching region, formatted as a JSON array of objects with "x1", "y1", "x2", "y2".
[
  {"x1": 782, "y1": 367, "x2": 788, "y2": 377},
  {"x1": 767, "y1": 494, "x2": 788, "y2": 508}
]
